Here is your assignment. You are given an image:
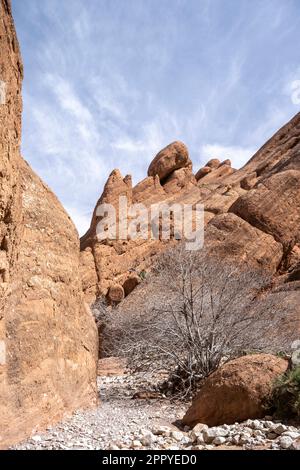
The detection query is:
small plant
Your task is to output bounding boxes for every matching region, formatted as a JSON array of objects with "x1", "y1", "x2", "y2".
[{"x1": 269, "y1": 366, "x2": 300, "y2": 420}]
